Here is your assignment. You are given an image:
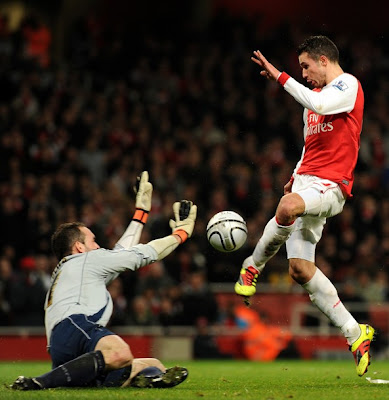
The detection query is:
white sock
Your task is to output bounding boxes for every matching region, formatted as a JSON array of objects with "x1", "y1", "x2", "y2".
[
  {"x1": 303, "y1": 268, "x2": 360, "y2": 344},
  {"x1": 252, "y1": 216, "x2": 295, "y2": 272}
]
